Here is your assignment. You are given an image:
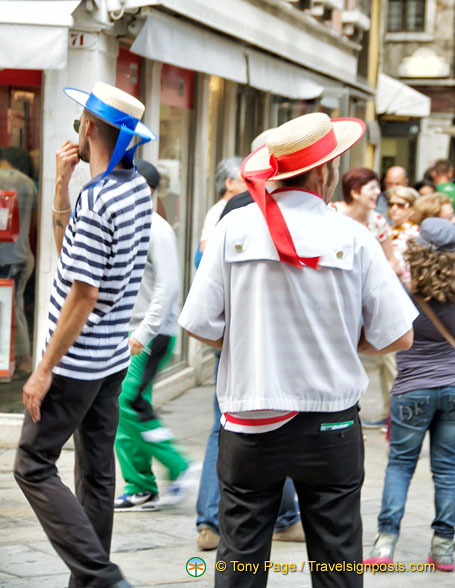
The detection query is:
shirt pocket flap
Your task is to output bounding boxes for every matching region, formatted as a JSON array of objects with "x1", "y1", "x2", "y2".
[
  {"x1": 225, "y1": 232, "x2": 279, "y2": 263},
  {"x1": 318, "y1": 241, "x2": 354, "y2": 270}
]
